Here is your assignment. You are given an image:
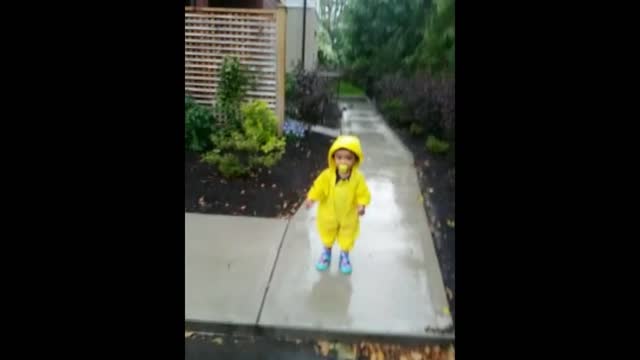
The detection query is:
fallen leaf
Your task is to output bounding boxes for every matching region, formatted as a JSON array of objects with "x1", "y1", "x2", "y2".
[
  {"x1": 283, "y1": 201, "x2": 289, "y2": 209},
  {"x1": 446, "y1": 219, "x2": 455, "y2": 228},
  {"x1": 279, "y1": 192, "x2": 284, "y2": 197},
  {"x1": 446, "y1": 287, "x2": 454, "y2": 300},
  {"x1": 334, "y1": 342, "x2": 356, "y2": 360},
  {"x1": 261, "y1": 183, "x2": 265, "y2": 188},
  {"x1": 433, "y1": 346, "x2": 441, "y2": 357},
  {"x1": 185, "y1": 331, "x2": 193, "y2": 338},
  {"x1": 272, "y1": 184, "x2": 277, "y2": 188},
  {"x1": 225, "y1": 203, "x2": 229, "y2": 207},
  {"x1": 317, "y1": 341, "x2": 331, "y2": 357},
  {"x1": 240, "y1": 205, "x2": 246, "y2": 211},
  {"x1": 198, "y1": 196, "x2": 207, "y2": 206},
  {"x1": 212, "y1": 337, "x2": 224, "y2": 345},
  {"x1": 428, "y1": 187, "x2": 434, "y2": 193},
  {"x1": 241, "y1": 190, "x2": 245, "y2": 195}
]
